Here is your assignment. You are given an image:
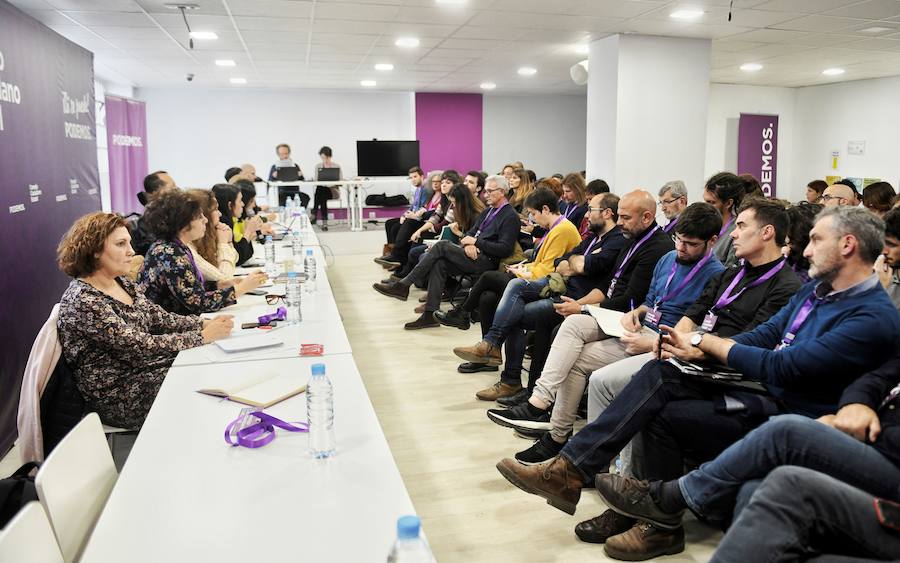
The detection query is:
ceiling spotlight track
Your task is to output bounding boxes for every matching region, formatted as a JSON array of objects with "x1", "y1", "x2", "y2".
[{"x1": 165, "y1": 3, "x2": 200, "y2": 49}]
